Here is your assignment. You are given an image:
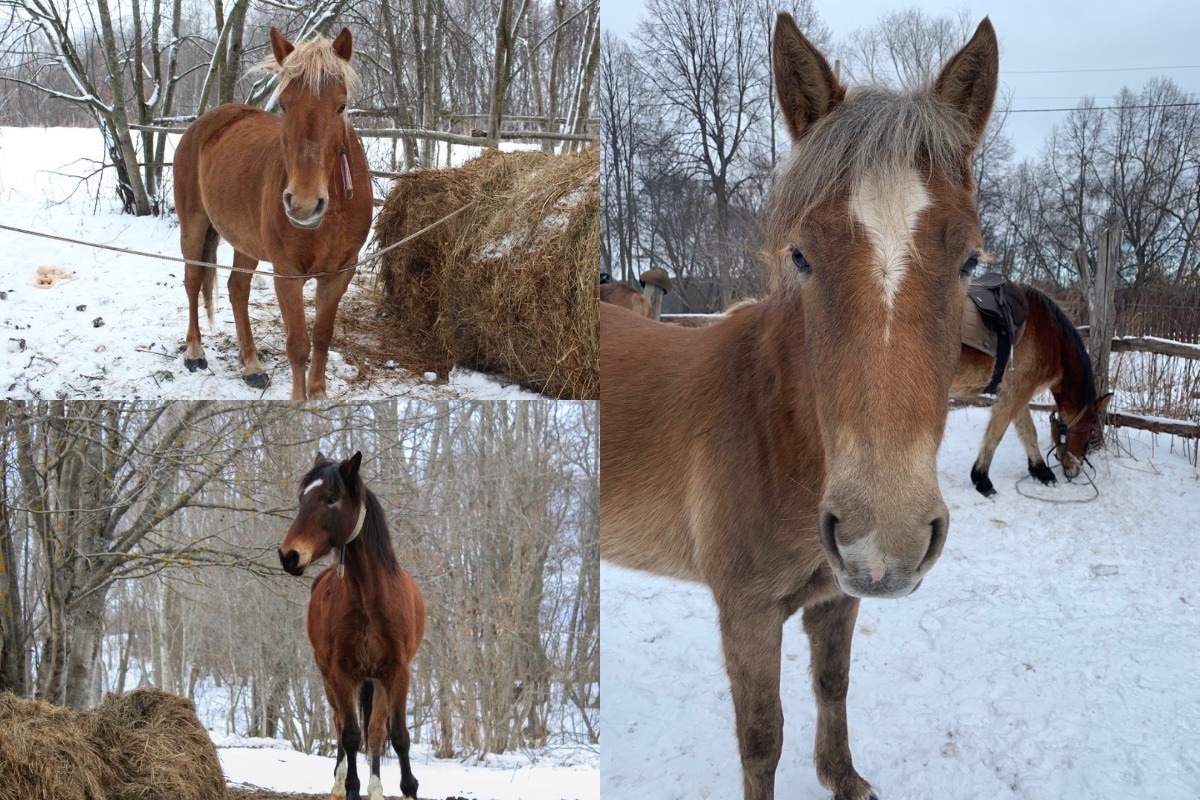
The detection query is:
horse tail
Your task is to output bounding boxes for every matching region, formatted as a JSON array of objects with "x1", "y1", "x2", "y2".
[{"x1": 201, "y1": 226, "x2": 219, "y2": 329}]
